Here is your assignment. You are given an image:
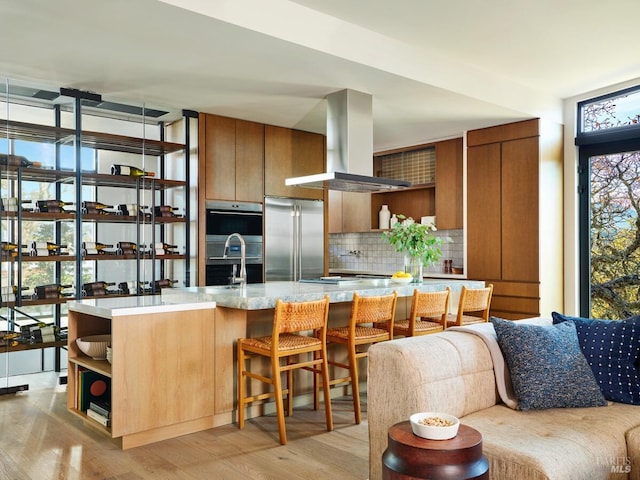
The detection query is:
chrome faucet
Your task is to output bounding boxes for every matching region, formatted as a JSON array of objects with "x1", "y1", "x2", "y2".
[{"x1": 223, "y1": 232, "x2": 246, "y2": 286}]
